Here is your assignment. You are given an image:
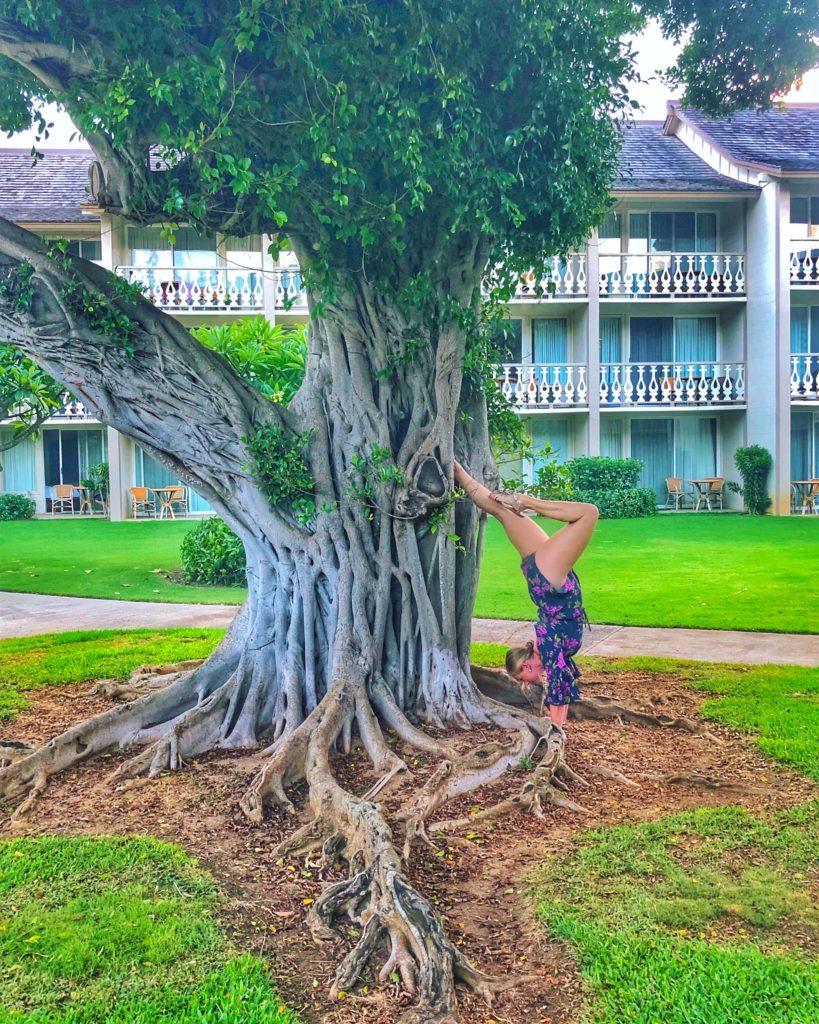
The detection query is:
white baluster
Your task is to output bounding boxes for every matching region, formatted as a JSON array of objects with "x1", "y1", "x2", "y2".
[
  {"x1": 525, "y1": 367, "x2": 539, "y2": 408},
  {"x1": 802, "y1": 354, "x2": 813, "y2": 397},
  {"x1": 577, "y1": 366, "x2": 587, "y2": 405},
  {"x1": 710, "y1": 364, "x2": 721, "y2": 403},
  {"x1": 613, "y1": 268, "x2": 625, "y2": 295},
  {"x1": 685, "y1": 365, "x2": 697, "y2": 403},
  {"x1": 659, "y1": 364, "x2": 672, "y2": 404},
  {"x1": 635, "y1": 365, "x2": 647, "y2": 403},
  {"x1": 620, "y1": 365, "x2": 632, "y2": 404},
  {"x1": 735, "y1": 255, "x2": 745, "y2": 294},
  {"x1": 647, "y1": 364, "x2": 660, "y2": 403},
  {"x1": 536, "y1": 366, "x2": 549, "y2": 406},
  {"x1": 736, "y1": 363, "x2": 746, "y2": 401},
  {"x1": 723, "y1": 258, "x2": 734, "y2": 295},
  {"x1": 685, "y1": 261, "x2": 696, "y2": 295},
  {"x1": 698, "y1": 365, "x2": 709, "y2": 402},
  {"x1": 562, "y1": 259, "x2": 574, "y2": 297},
  {"x1": 660, "y1": 263, "x2": 672, "y2": 296},
  {"x1": 613, "y1": 364, "x2": 624, "y2": 404},
  {"x1": 672, "y1": 264, "x2": 684, "y2": 296},
  {"x1": 228, "y1": 281, "x2": 241, "y2": 307},
  {"x1": 723, "y1": 365, "x2": 734, "y2": 402},
  {"x1": 564, "y1": 366, "x2": 575, "y2": 407},
  {"x1": 551, "y1": 367, "x2": 564, "y2": 406},
  {"x1": 599, "y1": 365, "x2": 609, "y2": 405},
  {"x1": 673, "y1": 364, "x2": 684, "y2": 403},
  {"x1": 575, "y1": 255, "x2": 587, "y2": 296}
]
